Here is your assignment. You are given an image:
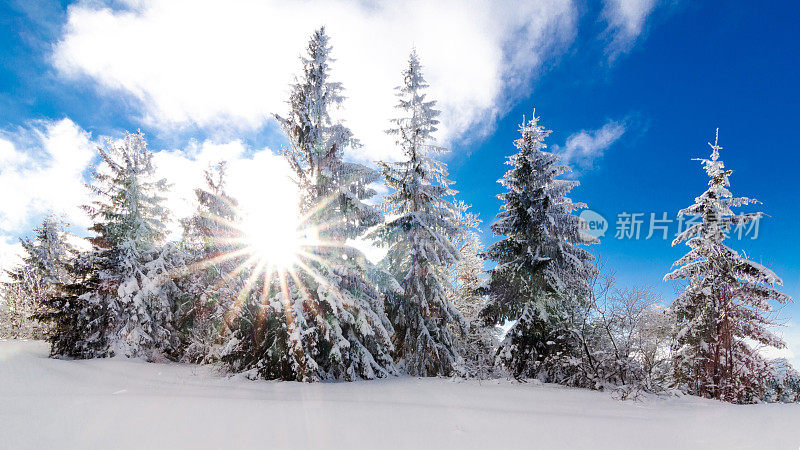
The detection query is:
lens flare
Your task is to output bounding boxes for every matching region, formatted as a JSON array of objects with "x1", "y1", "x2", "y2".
[{"x1": 241, "y1": 208, "x2": 301, "y2": 269}]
